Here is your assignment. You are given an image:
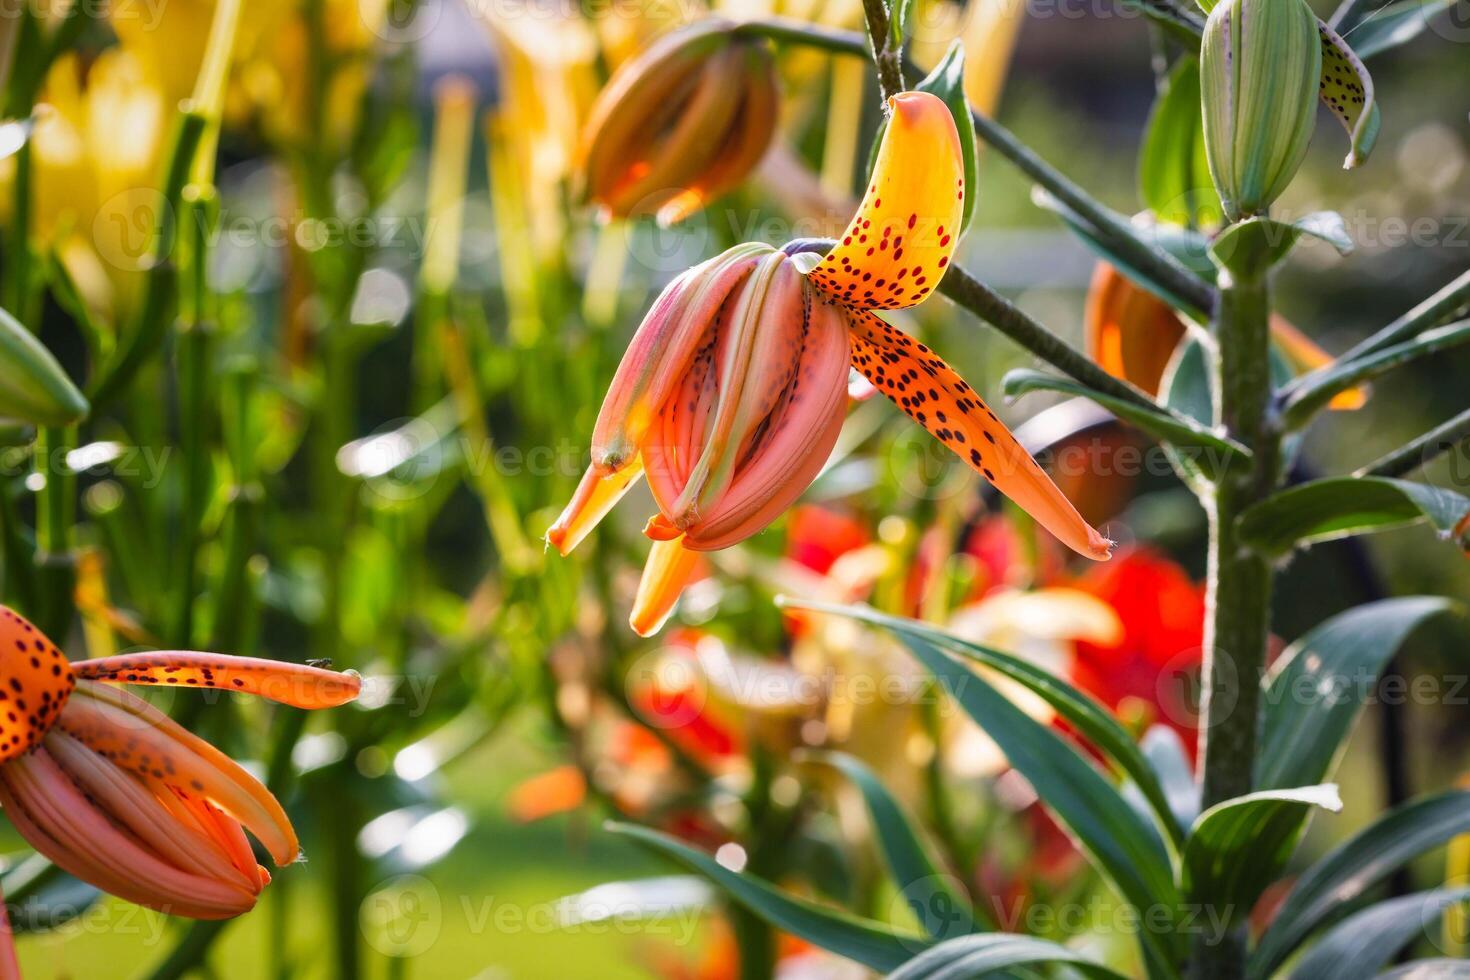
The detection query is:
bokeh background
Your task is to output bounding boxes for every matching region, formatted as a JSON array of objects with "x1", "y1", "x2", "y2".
[{"x1": 1, "y1": 0, "x2": 1467, "y2": 975}]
